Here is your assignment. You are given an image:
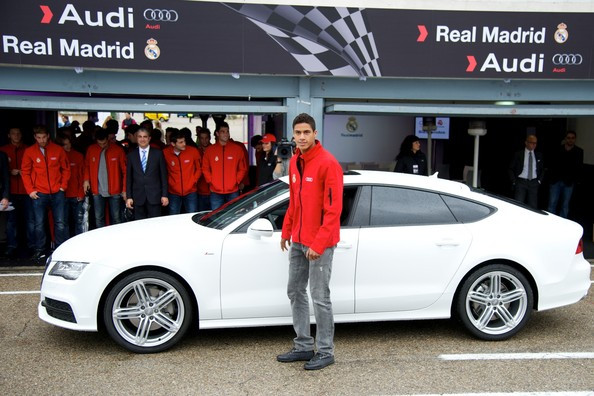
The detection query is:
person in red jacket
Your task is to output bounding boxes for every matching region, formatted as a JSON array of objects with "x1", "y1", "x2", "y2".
[
  {"x1": 277, "y1": 113, "x2": 343, "y2": 371},
  {"x1": 83, "y1": 128, "x2": 127, "y2": 228},
  {"x1": 0, "y1": 127, "x2": 34, "y2": 258},
  {"x1": 163, "y1": 130, "x2": 201, "y2": 214},
  {"x1": 57, "y1": 134, "x2": 85, "y2": 236},
  {"x1": 20, "y1": 125, "x2": 71, "y2": 260},
  {"x1": 201, "y1": 122, "x2": 247, "y2": 210}
]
